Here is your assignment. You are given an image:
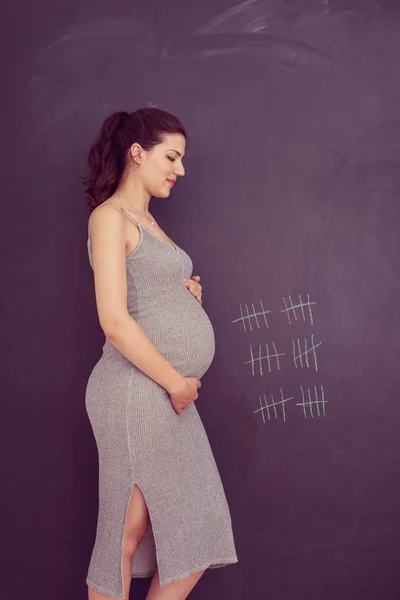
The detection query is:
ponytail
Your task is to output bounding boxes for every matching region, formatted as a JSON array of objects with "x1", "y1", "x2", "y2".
[{"x1": 82, "y1": 111, "x2": 128, "y2": 213}]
